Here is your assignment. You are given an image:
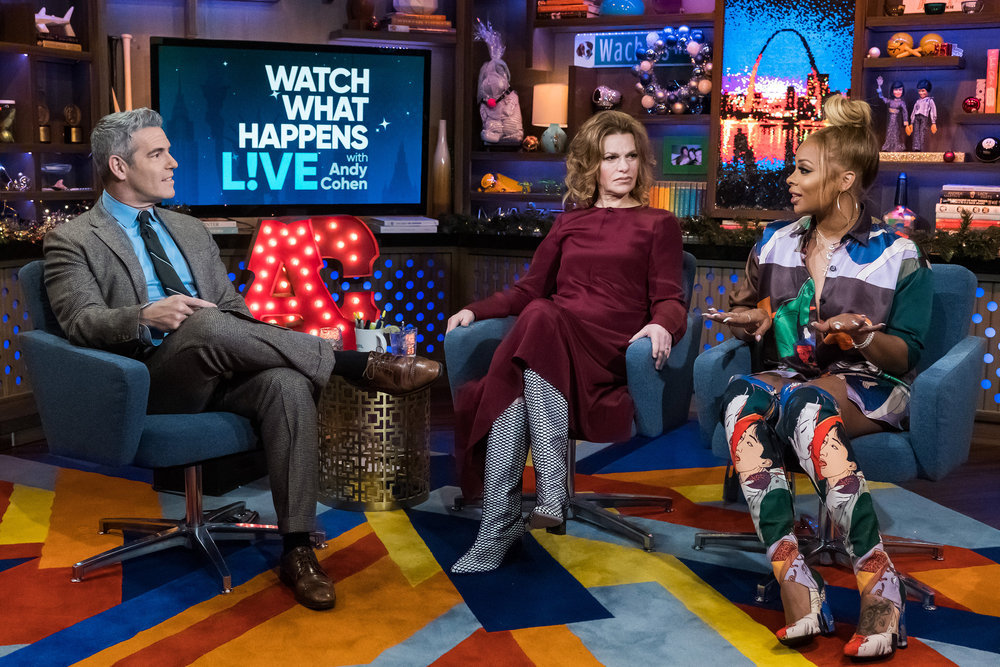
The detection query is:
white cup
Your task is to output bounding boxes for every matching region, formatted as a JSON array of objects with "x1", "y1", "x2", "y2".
[{"x1": 355, "y1": 327, "x2": 387, "y2": 353}]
